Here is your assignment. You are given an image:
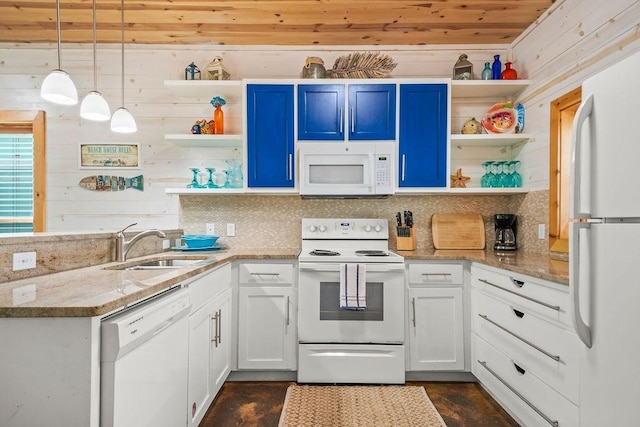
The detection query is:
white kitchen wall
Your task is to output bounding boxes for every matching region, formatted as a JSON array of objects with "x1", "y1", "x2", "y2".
[{"x1": 0, "y1": 0, "x2": 637, "y2": 236}]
